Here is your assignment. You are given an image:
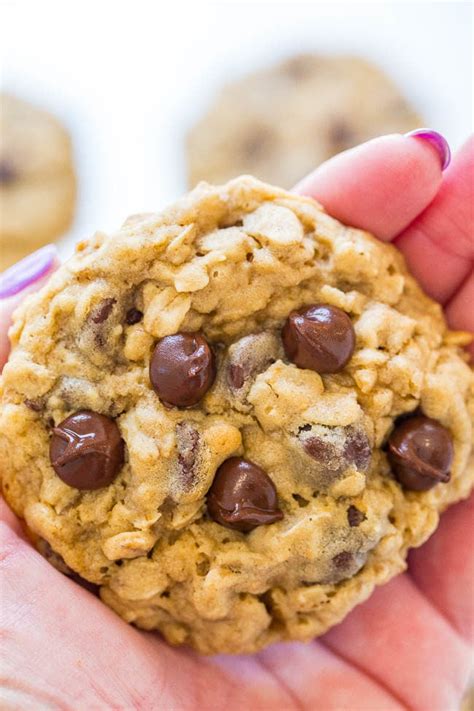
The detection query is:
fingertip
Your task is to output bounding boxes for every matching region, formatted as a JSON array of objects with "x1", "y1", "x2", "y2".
[
  {"x1": 0, "y1": 244, "x2": 59, "y2": 299},
  {"x1": 395, "y1": 137, "x2": 474, "y2": 304},
  {"x1": 295, "y1": 133, "x2": 443, "y2": 240},
  {"x1": 0, "y1": 247, "x2": 60, "y2": 371},
  {"x1": 404, "y1": 129, "x2": 451, "y2": 171}
]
